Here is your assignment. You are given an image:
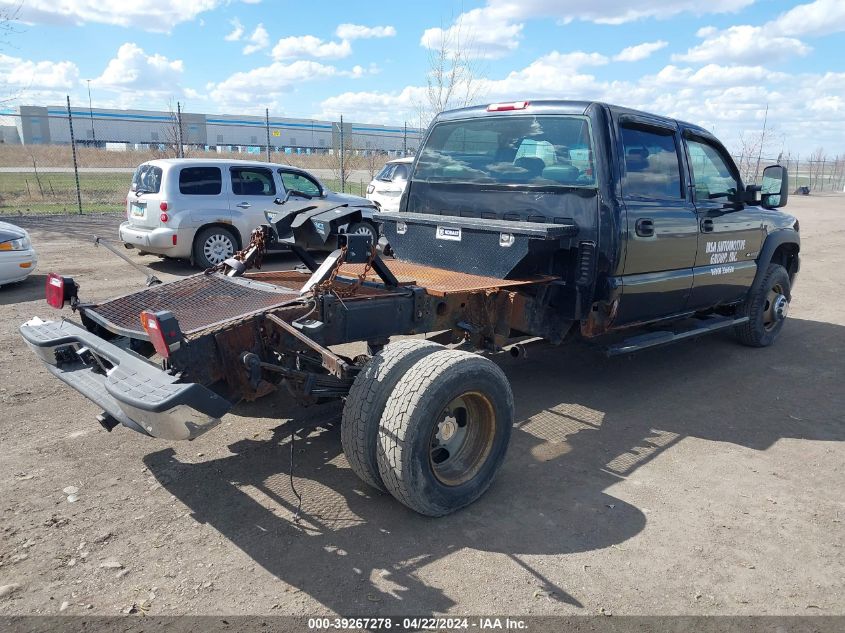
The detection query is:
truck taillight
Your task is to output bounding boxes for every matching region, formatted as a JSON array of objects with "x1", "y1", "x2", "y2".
[
  {"x1": 160, "y1": 201, "x2": 168, "y2": 212},
  {"x1": 45, "y1": 273, "x2": 77, "y2": 309},
  {"x1": 160, "y1": 212, "x2": 169, "y2": 222},
  {"x1": 140, "y1": 310, "x2": 182, "y2": 358},
  {"x1": 487, "y1": 101, "x2": 529, "y2": 112}
]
